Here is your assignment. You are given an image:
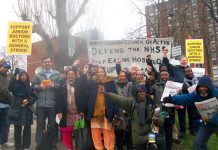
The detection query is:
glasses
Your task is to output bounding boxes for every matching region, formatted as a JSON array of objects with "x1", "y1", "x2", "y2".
[{"x1": 137, "y1": 74, "x2": 143, "y2": 76}]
